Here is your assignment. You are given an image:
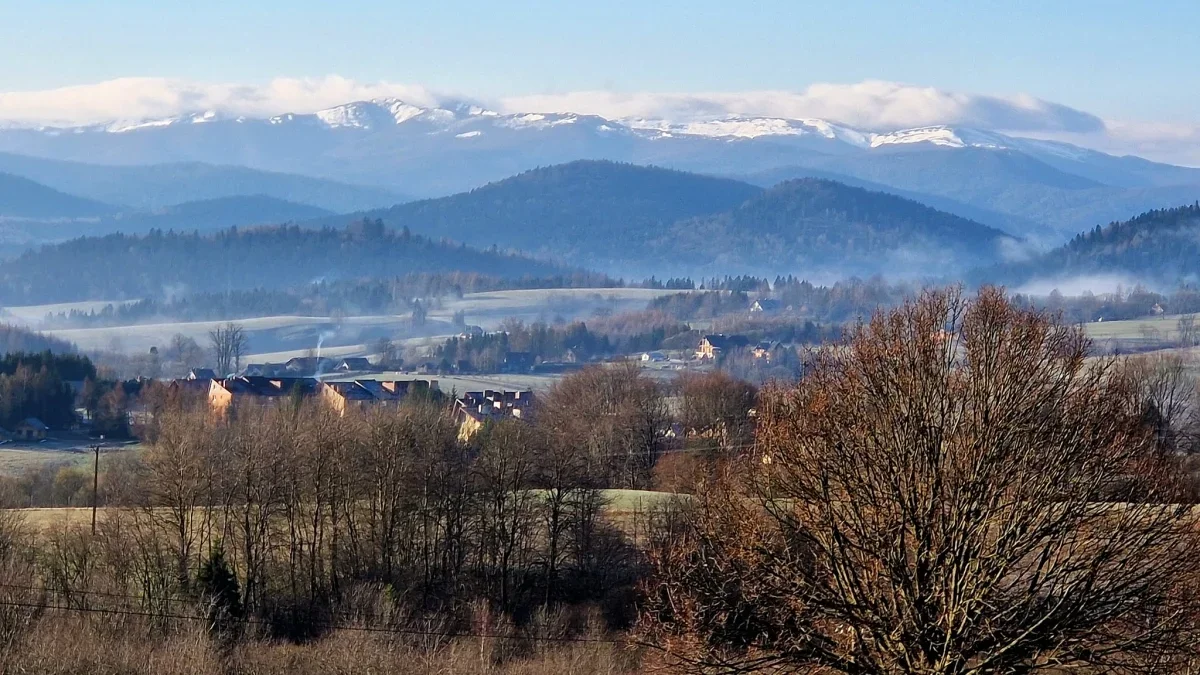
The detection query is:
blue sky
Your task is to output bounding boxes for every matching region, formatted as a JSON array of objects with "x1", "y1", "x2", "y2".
[{"x1": 2, "y1": 0, "x2": 1196, "y2": 122}]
